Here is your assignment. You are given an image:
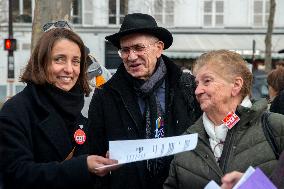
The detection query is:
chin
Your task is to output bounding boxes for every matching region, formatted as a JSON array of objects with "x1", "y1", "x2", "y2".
[
  {"x1": 129, "y1": 72, "x2": 142, "y2": 78},
  {"x1": 200, "y1": 104, "x2": 209, "y2": 112},
  {"x1": 56, "y1": 85, "x2": 71, "y2": 91}
]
